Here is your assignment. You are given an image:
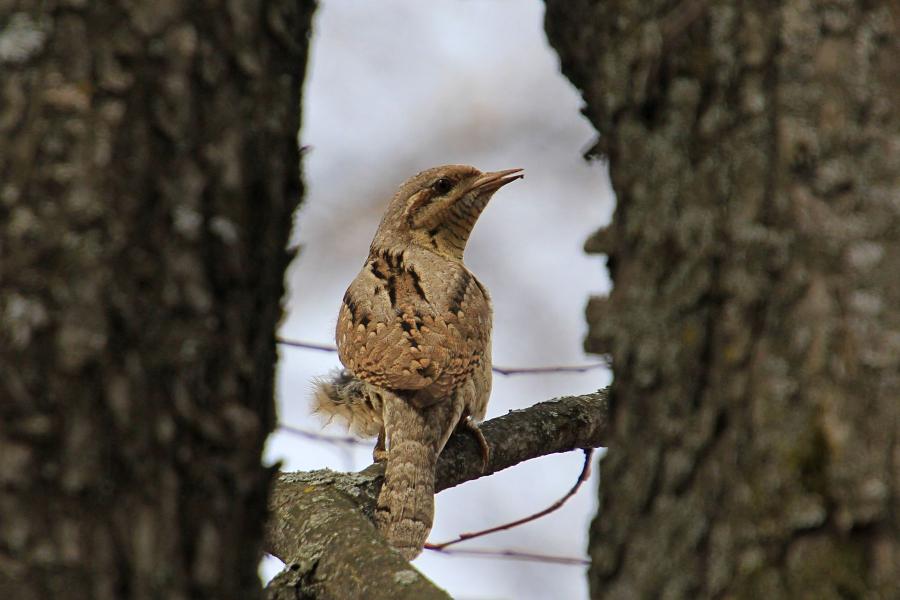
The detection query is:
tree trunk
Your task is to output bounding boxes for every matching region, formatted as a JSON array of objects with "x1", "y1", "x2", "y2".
[
  {"x1": 545, "y1": 1, "x2": 900, "y2": 598},
  {"x1": 0, "y1": 2, "x2": 313, "y2": 598}
]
